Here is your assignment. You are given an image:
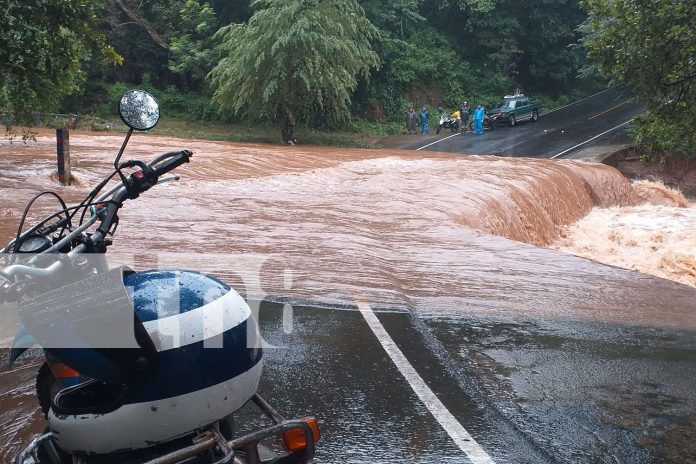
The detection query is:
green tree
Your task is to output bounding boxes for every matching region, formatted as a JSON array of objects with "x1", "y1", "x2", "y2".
[
  {"x1": 100, "y1": 0, "x2": 183, "y2": 86},
  {"x1": 209, "y1": 0, "x2": 380, "y2": 143},
  {"x1": 169, "y1": 0, "x2": 220, "y2": 89},
  {"x1": 209, "y1": 0, "x2": 252, "y2": 25},
  {"x1": 360, "y1": 0, "x2": 424, "y2": 39},
  {"x1": 512, "y1": 0, "x2": 587, "y2": 95},
  {"x1": 0, "y1": 0, "x2": 121, "y2": 117},
  {"x1": 420, "y1": 0, "x2": 588, "y2": 94},
  {"x1": 581, "y1": 0, "x2": 696, "y2": 156}
]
